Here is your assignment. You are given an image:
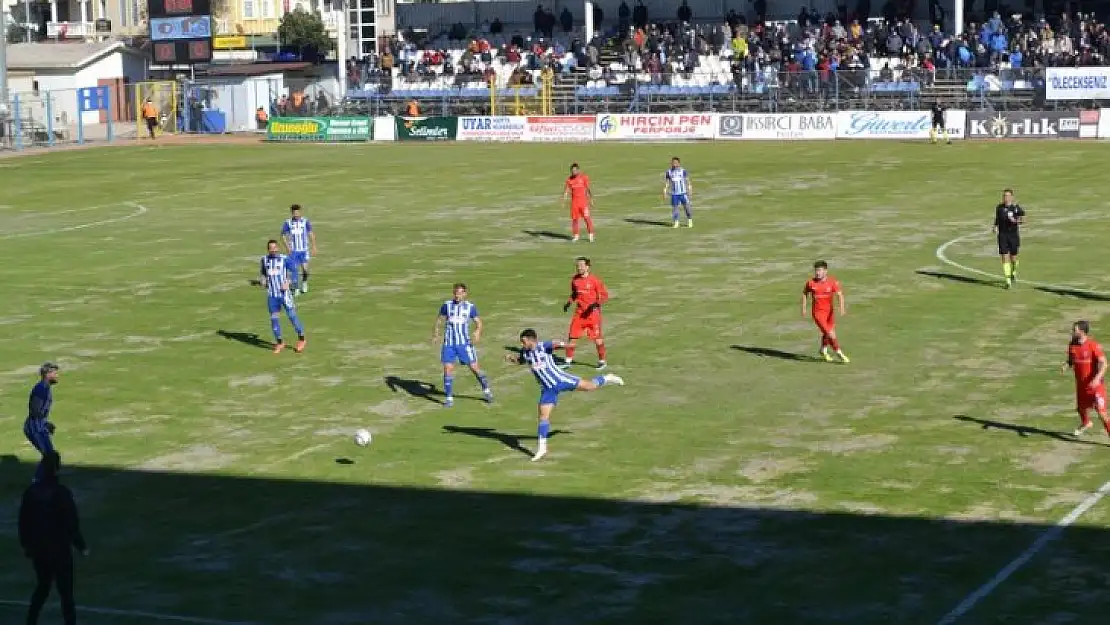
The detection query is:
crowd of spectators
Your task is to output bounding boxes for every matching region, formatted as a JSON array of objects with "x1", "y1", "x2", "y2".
[{"x1": 346, "y1": 2, "x2": 1110, "y2": 98}]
